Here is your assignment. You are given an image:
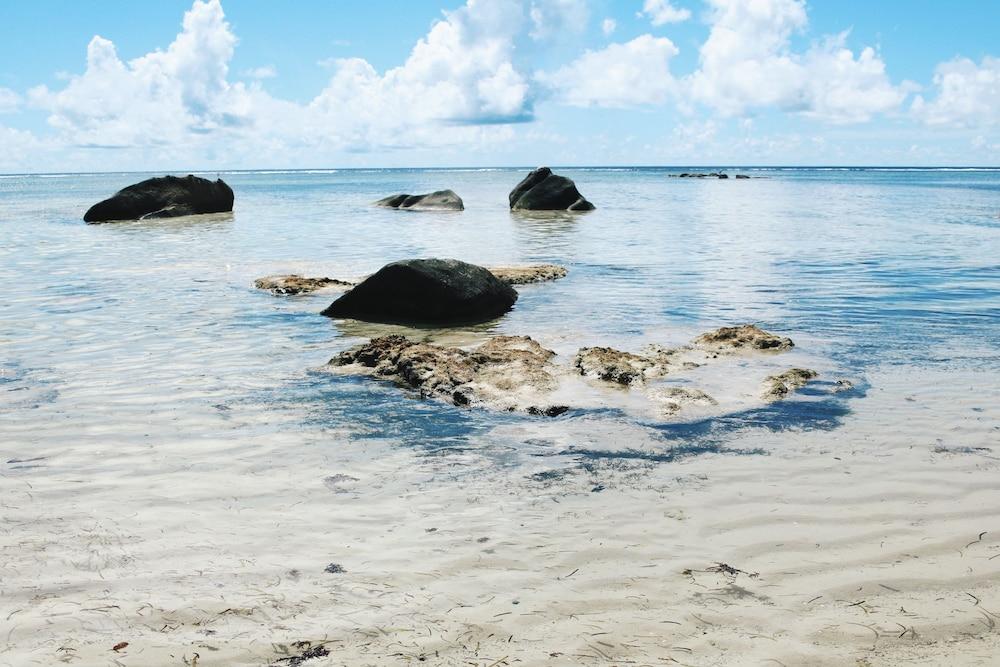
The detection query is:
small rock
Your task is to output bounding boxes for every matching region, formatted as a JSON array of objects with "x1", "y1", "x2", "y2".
[
  {"x1": 323, "y1": 474, "x2": 360, "y2": 492},
  {"x1": 832, "y1": 379, "x2": 855, "y2": 392},
  {"x1": 324, "y1": 563, "x2": 346, "y2": 574},
  {"x1": 694, "y1": 324, "x2": 794, "y2": 352},
  {"x1": 763, "y1": 368, "x2": 819, "y2": 401}
]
